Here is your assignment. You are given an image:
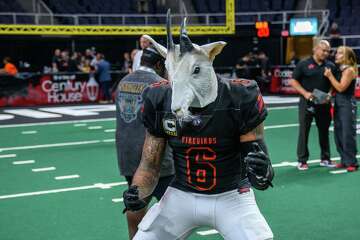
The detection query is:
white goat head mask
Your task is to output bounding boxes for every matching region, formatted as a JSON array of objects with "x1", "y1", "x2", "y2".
[{"x1": 143, "y1": 9, "x2": 227, "y2": 120}]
